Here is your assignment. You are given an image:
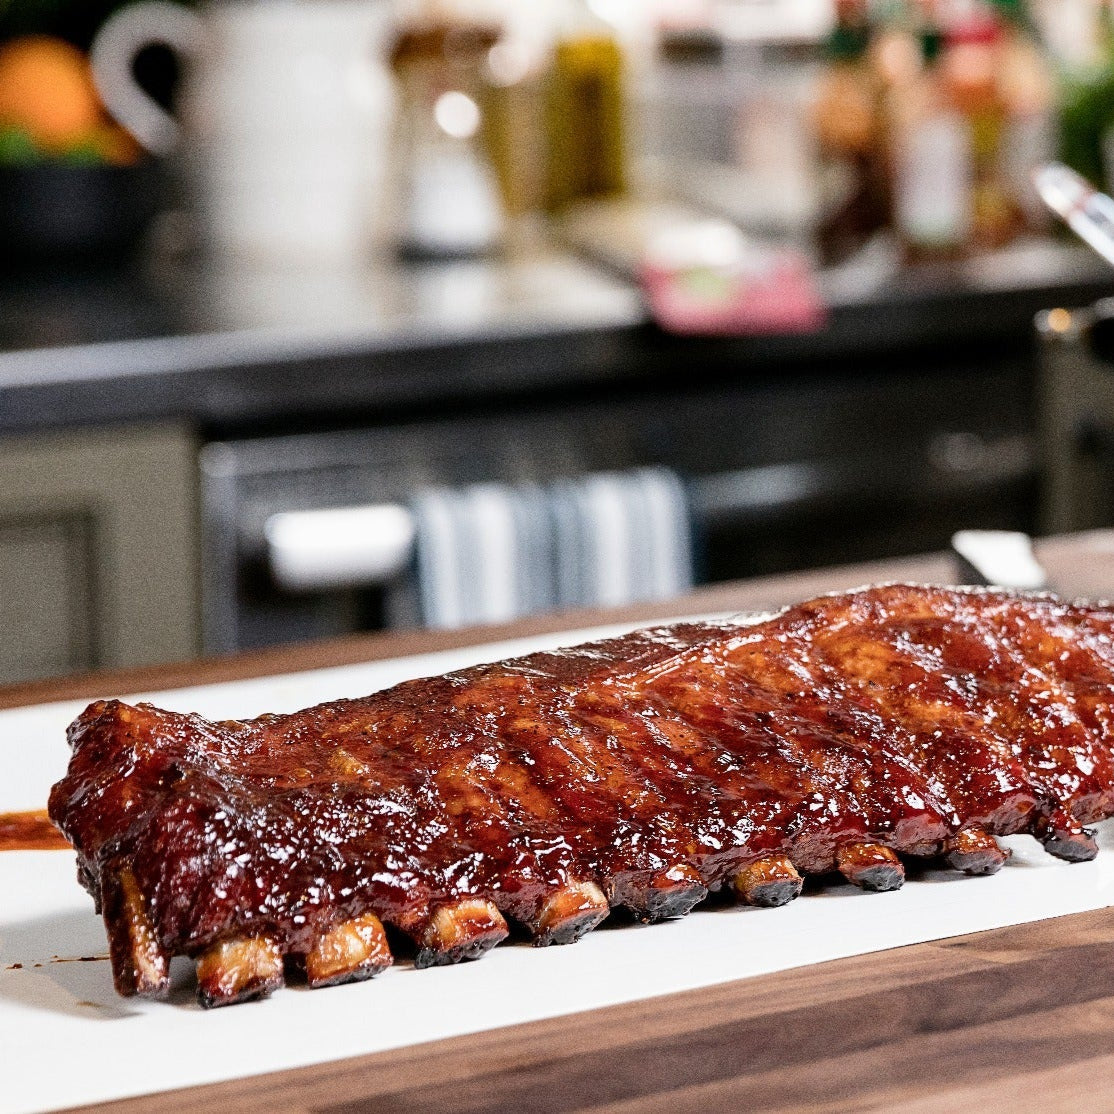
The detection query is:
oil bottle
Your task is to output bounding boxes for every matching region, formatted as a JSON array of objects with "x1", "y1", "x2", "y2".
[
  {"x1": 890, "y1": 20, "x2": 973, "y2": 260},
  {"x1": 544, "y1": 0, "x2": 626, "y2": 213}
]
